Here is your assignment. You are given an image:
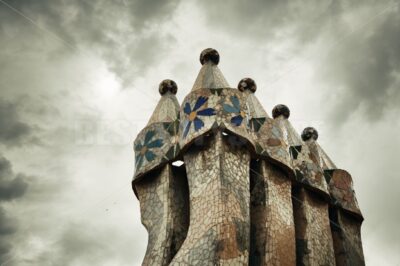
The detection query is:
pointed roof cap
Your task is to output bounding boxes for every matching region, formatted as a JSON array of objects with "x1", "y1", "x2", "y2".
[
  {"x1": 272, "y1": 105, "x2": 302, "y2": 146},
  {"x1": 237, "y1": 78, "x2": 268, "y2": 118},
  {"x1": 147, "y1": 79, "x2": 180, "y2": 126},
  {"x1": 191, "y1": 48, "x2": 230, "y2": 91},
  {"x1": 301, "y1": 127, "x2": 337, "y2": 169}
]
